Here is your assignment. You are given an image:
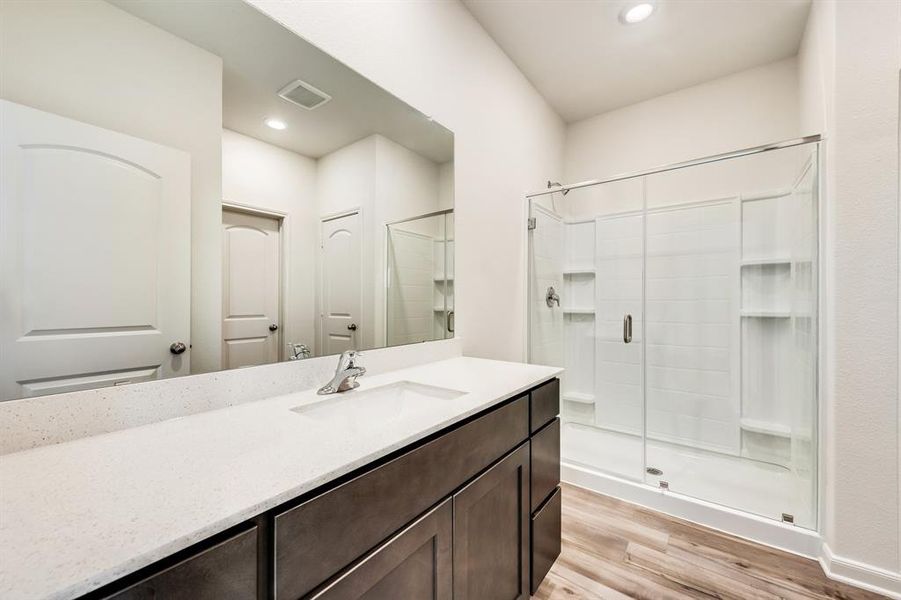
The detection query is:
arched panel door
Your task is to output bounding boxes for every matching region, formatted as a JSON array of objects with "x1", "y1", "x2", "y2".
[
  {"x1": 0, "y1": 100, "x2": 190, "y2": 400},
  {"x1": 320, "y1": 212, "x2": 361, "y2": 356},
  {"x1": 221, "y1": 209, "x2": 281, "y2": 369}
]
